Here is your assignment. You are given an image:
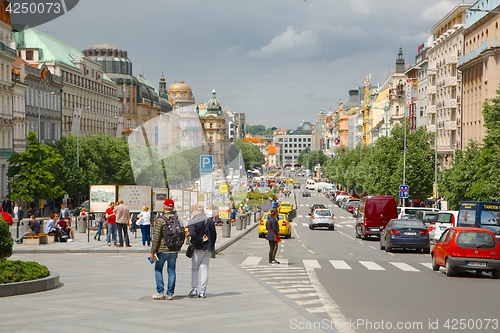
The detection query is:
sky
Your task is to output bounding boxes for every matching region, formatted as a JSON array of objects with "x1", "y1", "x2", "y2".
[{"x1": 35, "y1": 0, "x2": 471, "y2": 129}]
